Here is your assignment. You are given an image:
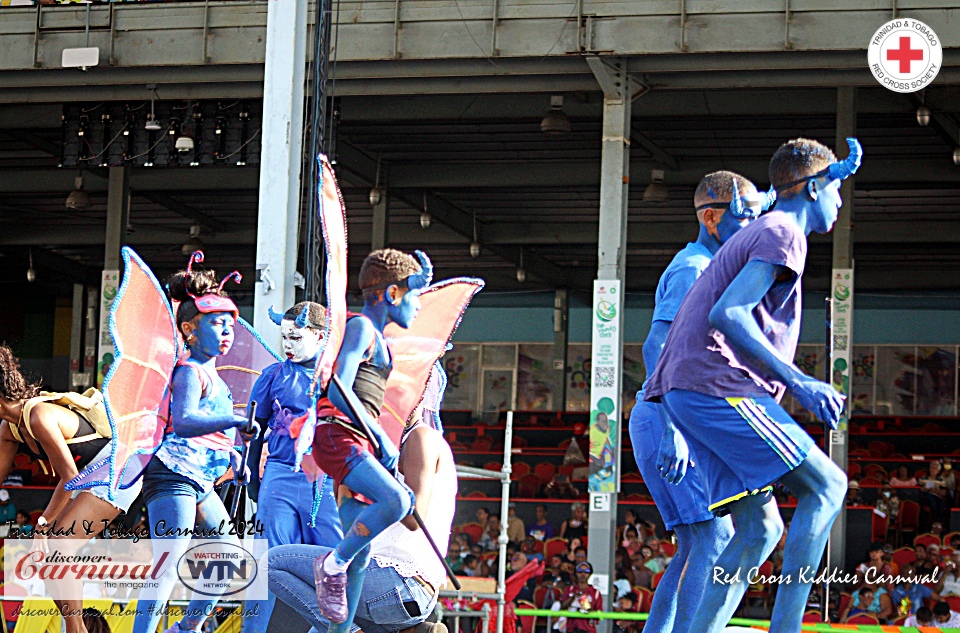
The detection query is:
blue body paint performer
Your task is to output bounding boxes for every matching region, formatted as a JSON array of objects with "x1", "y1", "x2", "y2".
[
  {"x1": 312, "y1": 248, "x2": 431, "y2": 628},
  {"x1": 132, "y1": 254, "x2": 261, "y2": 633},
  {"x1": 645, "y1": 138, "x2": 861, "y2": 633},
  {"x1": 629, "y1": 171, "x2": 771, "y2": 633},
  {"x1": 242, "y1": 301, "x2": 343, "y2": 633}
]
